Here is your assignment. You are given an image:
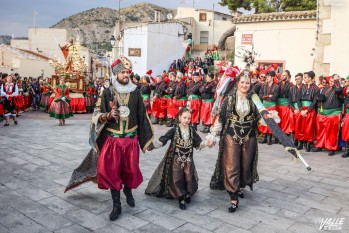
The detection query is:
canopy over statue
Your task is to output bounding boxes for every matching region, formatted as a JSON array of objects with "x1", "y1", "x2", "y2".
[{"x1": 53, "y1": 36, "x2": 86, "y2": 74}]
